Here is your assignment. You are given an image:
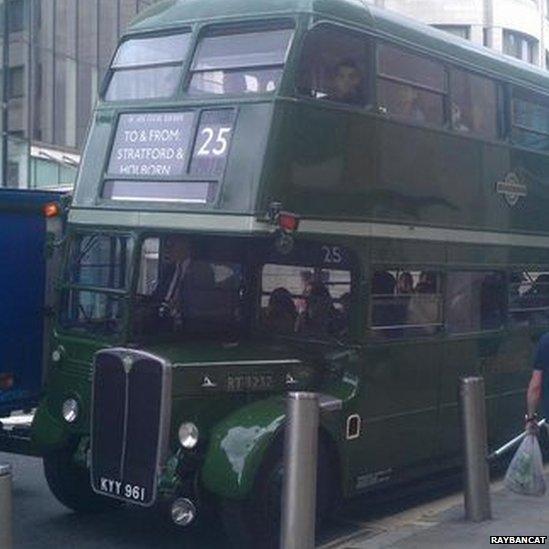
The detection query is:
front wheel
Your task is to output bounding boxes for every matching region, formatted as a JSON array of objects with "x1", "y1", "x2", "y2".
[
  {"x1": 221, "y1": 437, "x2": 336, "y2": 549},
  {"x1": 43, "y1": 444, "x2": 121, "y2": 513}
]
